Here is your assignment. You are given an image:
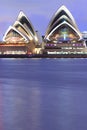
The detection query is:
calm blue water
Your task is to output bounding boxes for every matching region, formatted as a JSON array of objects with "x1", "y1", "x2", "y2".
[{"x1": 0, "y1": 58, "x2": 87, "y2": 130}]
